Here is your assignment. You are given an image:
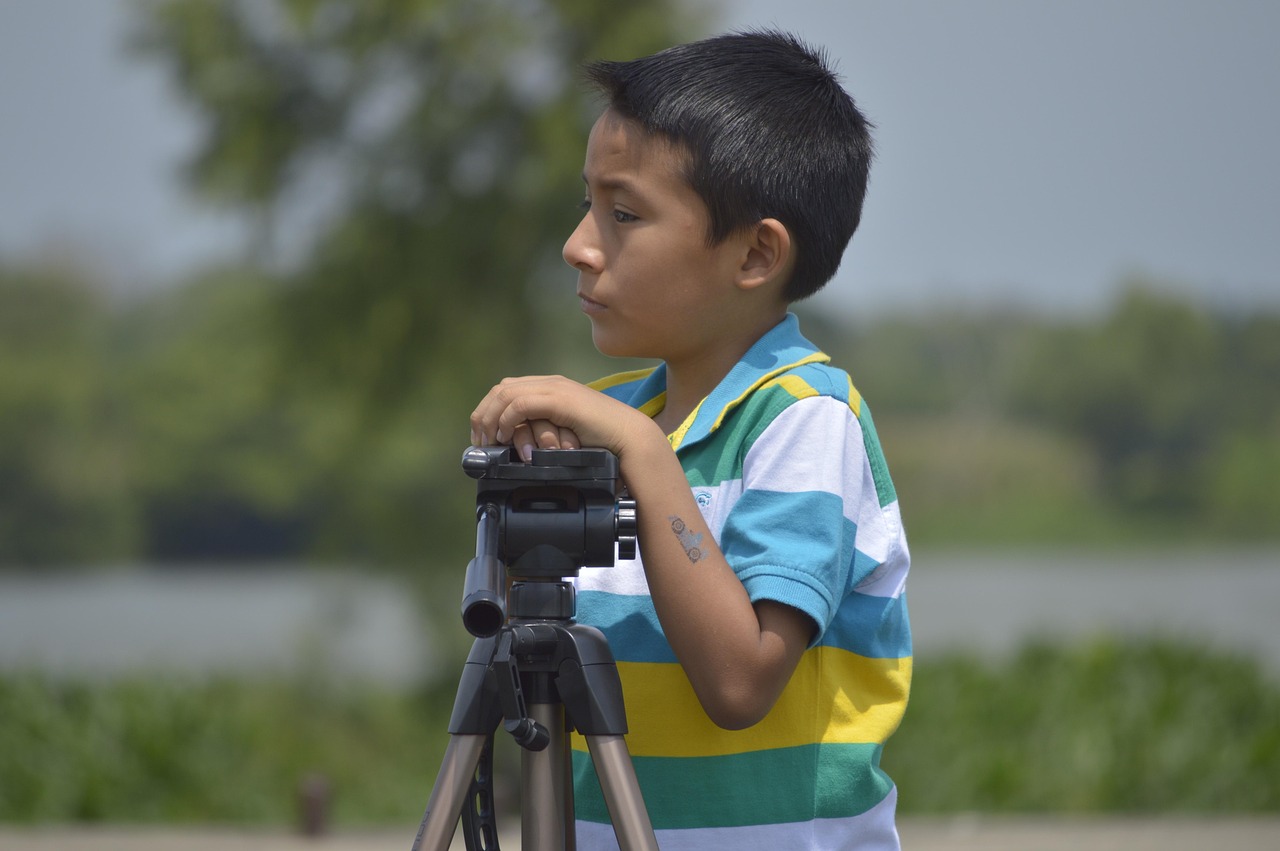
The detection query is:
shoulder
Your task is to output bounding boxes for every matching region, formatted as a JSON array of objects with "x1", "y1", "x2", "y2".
[{"x1": 734, "y1": 360, "x2": 865, "y2": 445}]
